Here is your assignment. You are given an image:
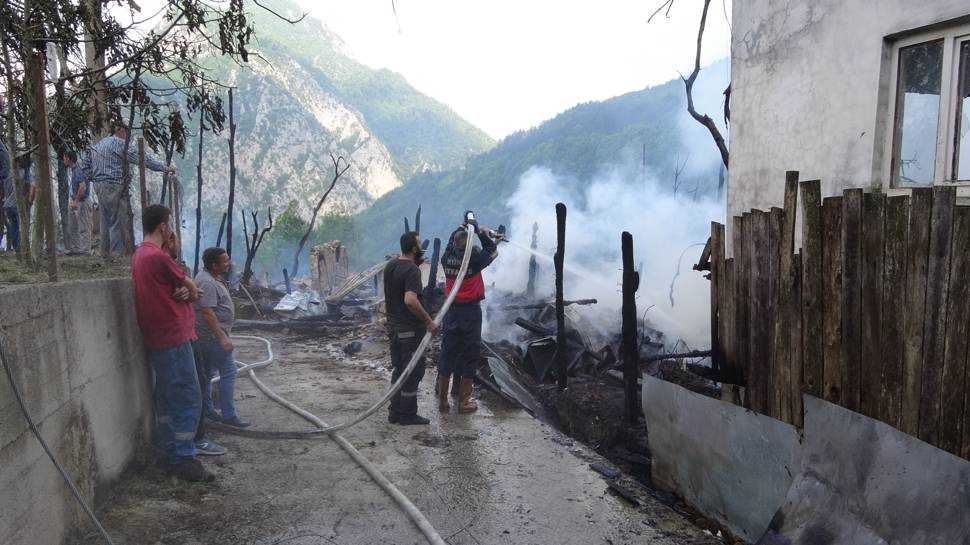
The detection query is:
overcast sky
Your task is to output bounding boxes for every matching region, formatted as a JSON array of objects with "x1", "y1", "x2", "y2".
[
  {"x1": 301, "y1": 1, "x2": 733, "y2": 139},
  {"x1": 119, "y1": 1, "x2": 732, "y2": 140}
]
